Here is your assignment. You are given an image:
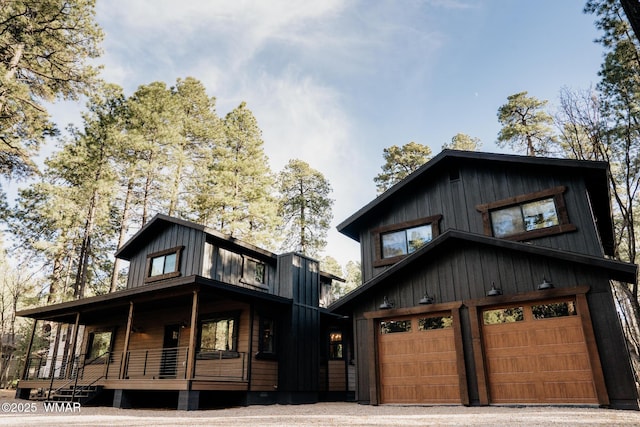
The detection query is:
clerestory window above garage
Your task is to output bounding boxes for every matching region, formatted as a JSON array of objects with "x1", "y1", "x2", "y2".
[
  {"x1": 372, "y1": 215, "x2": 442, "y2": 267},
  {"x1": 476, "y1": 186, "x2": 576, "y2": 241}
]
